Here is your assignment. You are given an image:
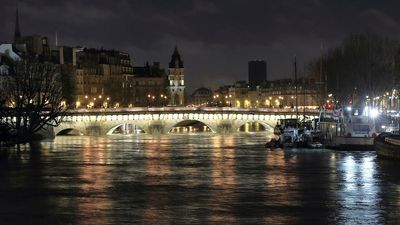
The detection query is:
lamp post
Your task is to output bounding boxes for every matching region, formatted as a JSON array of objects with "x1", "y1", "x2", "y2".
[
  {"x1": 84, "y1": 95, "x2": 89, "y2": 108},
  {"x1": 104, "y1": 97, "x2": 110, "y2": 108},
  {"x1": 93, "y1": 97, "x2": 97, "y2": 108}
]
